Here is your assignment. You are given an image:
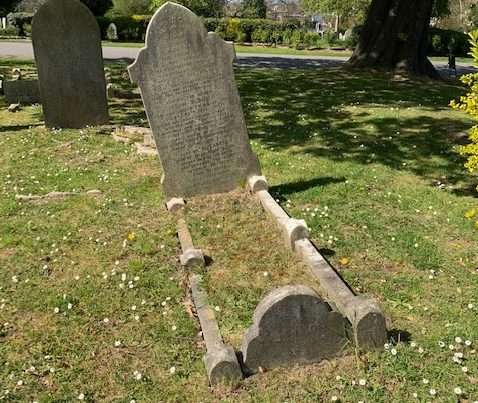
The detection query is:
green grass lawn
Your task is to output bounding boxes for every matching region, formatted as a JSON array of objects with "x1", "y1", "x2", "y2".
[{"x1": 1, "y1": 59, "x2": 478, "y2": 402}]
